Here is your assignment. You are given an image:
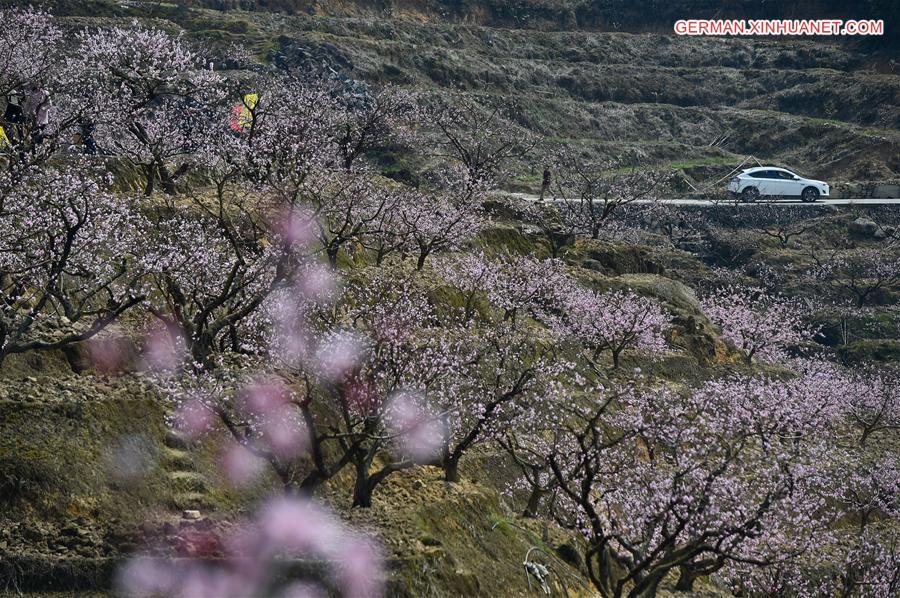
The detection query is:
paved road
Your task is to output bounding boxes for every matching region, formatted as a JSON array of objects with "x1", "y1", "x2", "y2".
[{"x1": 503, "y1": 192, "x2": 900, "y2": 206}]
